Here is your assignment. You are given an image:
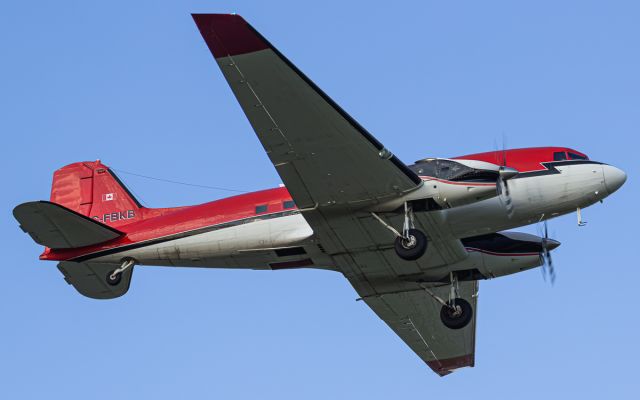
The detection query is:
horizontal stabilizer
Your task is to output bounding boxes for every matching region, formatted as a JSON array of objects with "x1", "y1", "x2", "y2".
[
  {"x1": 13, "y1": 201, "x2": 123, "y2": 249},
  {"x1": 58, "y1": 261, "x2": 133, "y2": 299}
]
